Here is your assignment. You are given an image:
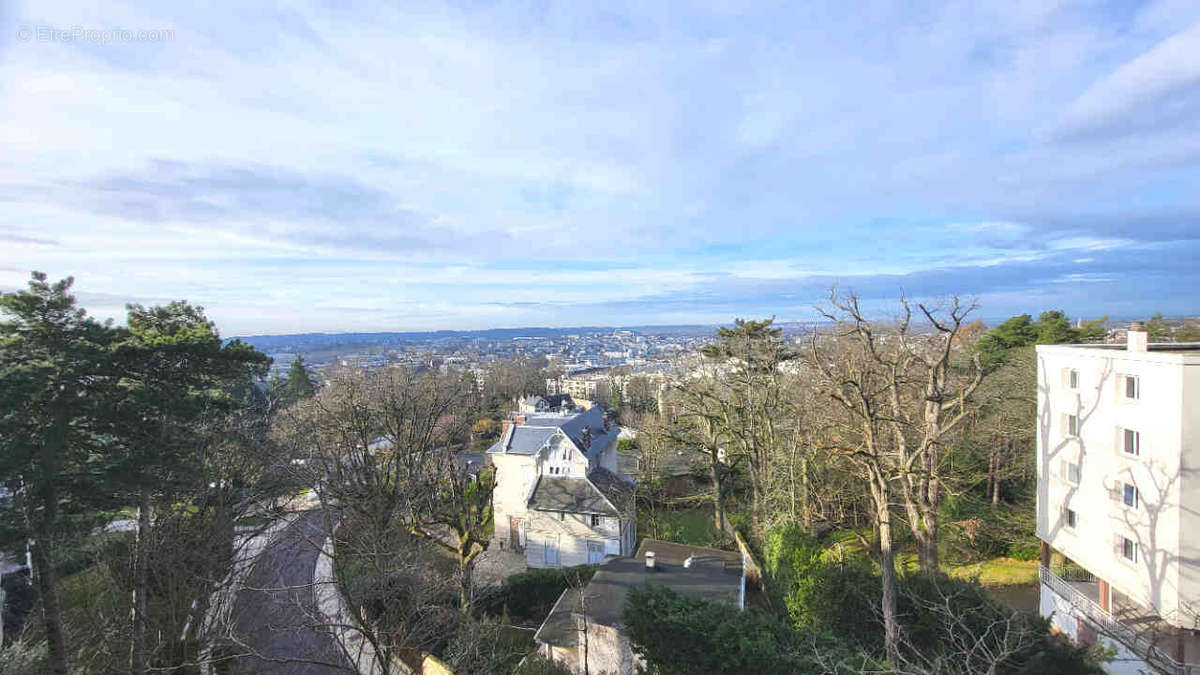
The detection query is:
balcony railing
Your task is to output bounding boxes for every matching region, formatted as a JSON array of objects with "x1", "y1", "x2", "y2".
[{"x1": 1039, "y1": 565, "x2": 1200, "y2": 675}]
